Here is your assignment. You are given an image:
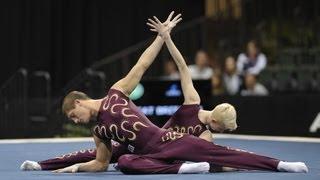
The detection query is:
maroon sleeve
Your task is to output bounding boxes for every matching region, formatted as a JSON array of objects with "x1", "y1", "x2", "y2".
[
  {"x1": 162, "y1": 104, "x2": 200, "y2": 129},
  {"x1": 92, "y1": 125, "x2": 111, "y2": 145}
]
